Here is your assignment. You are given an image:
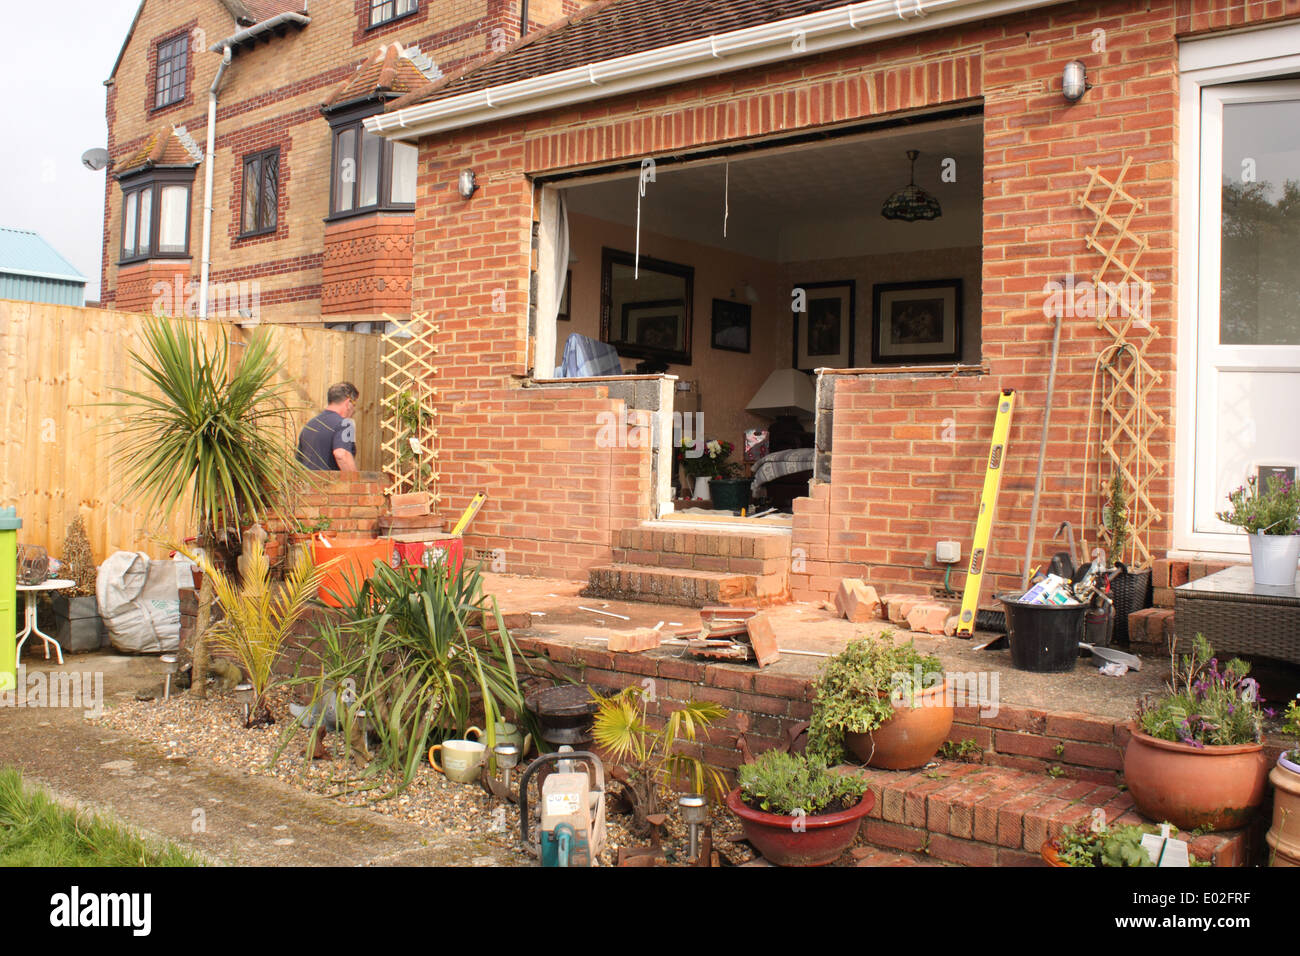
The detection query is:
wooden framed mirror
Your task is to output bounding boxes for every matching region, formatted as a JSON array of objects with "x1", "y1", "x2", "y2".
[{"x1": 600, "y1": 247, "x2": 694, "y2": 366}]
